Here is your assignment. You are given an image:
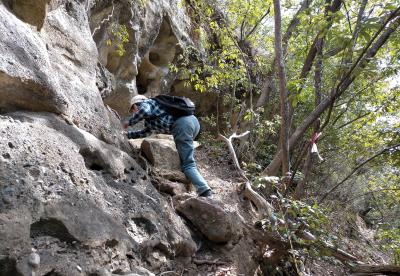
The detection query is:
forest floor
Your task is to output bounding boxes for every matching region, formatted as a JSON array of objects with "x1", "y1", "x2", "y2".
[{"x1": 184, "y1": 140, "x2": 392, "y2": 276}]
